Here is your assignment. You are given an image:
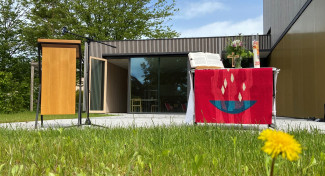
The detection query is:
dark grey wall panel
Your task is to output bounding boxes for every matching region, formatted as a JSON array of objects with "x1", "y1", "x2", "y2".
[
  {"x1": 269, "y1": 0, "x2": 325, "y2": 118},
  {"x1": 88, "y1": 35, "x2": 270, "y2": 59},
  {"x1": 264, "y1": 0, "x2": 308, "y2": 47}
]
